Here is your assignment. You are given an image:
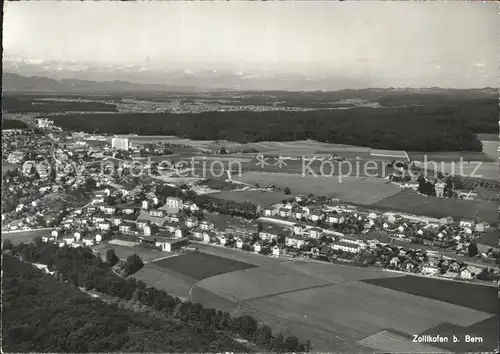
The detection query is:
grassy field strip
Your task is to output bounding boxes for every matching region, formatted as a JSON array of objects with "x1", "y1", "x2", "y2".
[
  {"x1": 3, "y1": 228, "x2": 53, "y2": 245},
  {"x1": 374, "y1": 189, "x2": 499, "y2": 224},
  {"x1": 234, "y1": 172, "x2": 401, "y2": 205}
]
